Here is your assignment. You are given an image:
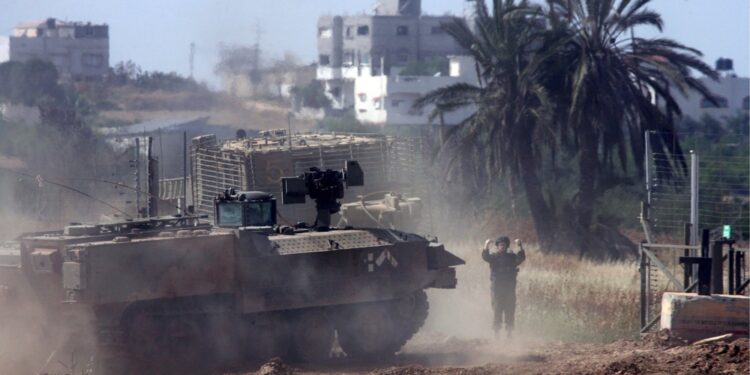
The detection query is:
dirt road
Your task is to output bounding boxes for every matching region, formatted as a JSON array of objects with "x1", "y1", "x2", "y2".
[{"x1": 235, "y1": 331, "x2": 748, "y2": 375}]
